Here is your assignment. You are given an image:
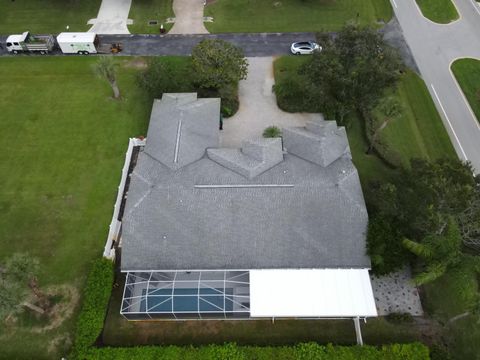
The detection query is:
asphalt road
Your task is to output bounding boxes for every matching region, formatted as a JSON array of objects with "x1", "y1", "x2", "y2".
[
  {"x1": 0, "y1": 33, "x2": 315, "y2": 57},
  {"x1": 391, "y1": 0, "x2": 480, "y2": 173}
]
